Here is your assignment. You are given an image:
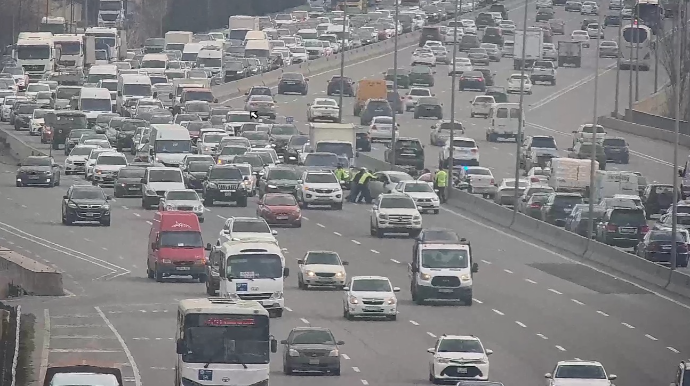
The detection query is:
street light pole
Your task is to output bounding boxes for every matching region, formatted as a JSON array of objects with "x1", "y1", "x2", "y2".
[
  {"x1": 626, "y1": 8, "x2": 636, "y2": 120},
  {"x1": 587, "y1": 12, "x2": 603, "y2": 241},
  {"x1": 337, "y1": 2, "x2": 347, "y2": 123},
  {"x1": 513, "y1": 0, "x2": 530, "y2": 215},
  {"x1": 613, "y1": 8, "x2": 623, "y2": 117},
  {"x1": 449, "y1": 0, "x2": 460, "y2": 179},
  {"x1": 671, "y1": 11, "x2": 681, "y2": 271},
  {"x1": 389, "y1": 0, "x2": 399, "y2": 169}
]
